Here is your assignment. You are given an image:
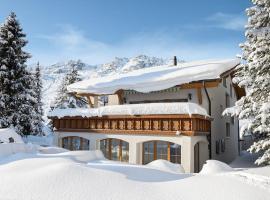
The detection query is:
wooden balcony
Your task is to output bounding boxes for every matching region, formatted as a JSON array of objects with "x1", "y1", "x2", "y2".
[{"x1": 51, "y1": 114, "x2": 211, "y2": 136}]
